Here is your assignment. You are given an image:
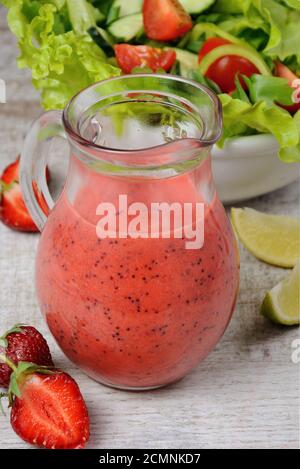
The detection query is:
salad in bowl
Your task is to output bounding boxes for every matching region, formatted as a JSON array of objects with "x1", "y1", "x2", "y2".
[{"x1": 1, "y1": 0, "x2": 300, "y2": 199}]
